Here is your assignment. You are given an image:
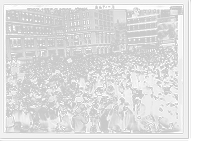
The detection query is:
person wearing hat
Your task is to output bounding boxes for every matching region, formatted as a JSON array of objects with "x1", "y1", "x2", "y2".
[
  {"x1": 108, "y1": 104, "x2": 122, "y2": 133},
  {"x1": 71, "y1": 103, "x2": 89, "y2": 133},
  {"x1": 6, "y1": 109, "x2": 15, "y2": 132},
  {"x1": 58, "y1": 107, "x2": 73, "y2": 133},
  {"x1": 121, "y1": 102, "x2": 134, "y2": 132},
  {"x1": 38, "y1": 100, "x2": 49, "y2": 132},
  {"x1": 134, "y1": 97, "x2": 146, "y2": 130},
  {"x1": 21, "y1": 102, "x2": 33, "y2": 133},
  {"x1": 12, "y1": 104, "x2": 22, "y2": 133}
]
